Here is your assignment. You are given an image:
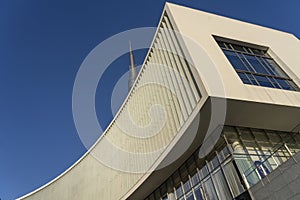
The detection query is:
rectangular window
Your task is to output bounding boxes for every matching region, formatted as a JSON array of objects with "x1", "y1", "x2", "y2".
[{"x1": 215, "y1": 37, "x2": 299, "y2": 91}]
